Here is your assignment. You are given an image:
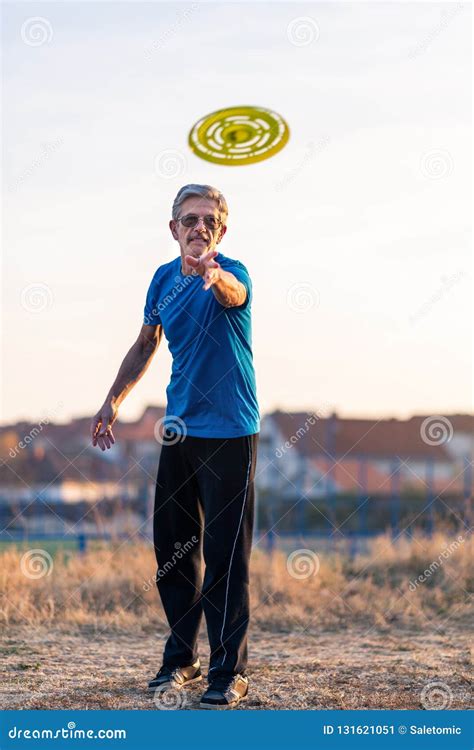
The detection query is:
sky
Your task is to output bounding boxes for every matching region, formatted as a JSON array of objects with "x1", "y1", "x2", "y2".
[{"x1": 1, "y1": 1, "x2": 472, "y2": 427}]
